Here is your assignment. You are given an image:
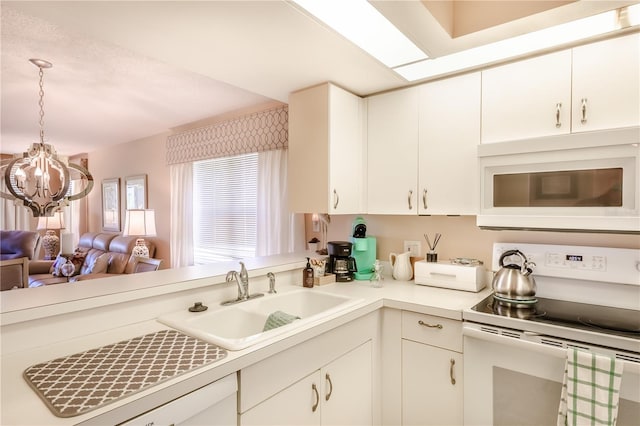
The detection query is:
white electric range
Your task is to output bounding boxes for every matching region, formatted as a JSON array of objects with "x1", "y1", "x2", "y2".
[{"x1": 462, "y1": 243, "x2": 640, "y2": 425}]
